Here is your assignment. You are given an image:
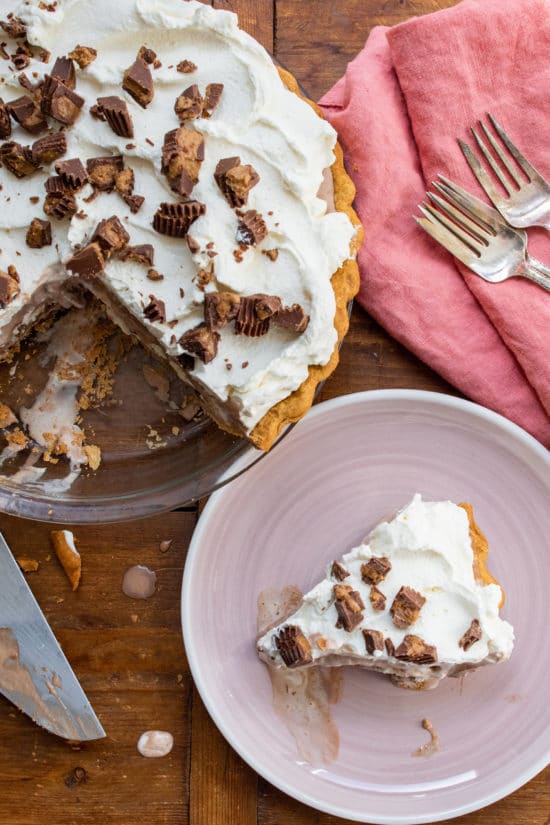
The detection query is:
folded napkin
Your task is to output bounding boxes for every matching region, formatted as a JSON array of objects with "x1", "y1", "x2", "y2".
[{"x1": 320, "y1": 0, "x2": 550, "y2": 448}]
